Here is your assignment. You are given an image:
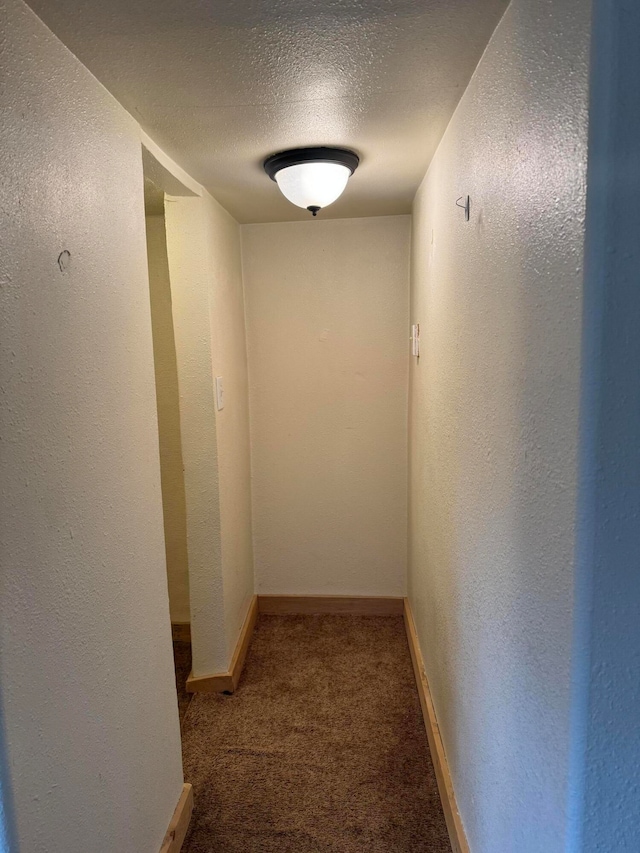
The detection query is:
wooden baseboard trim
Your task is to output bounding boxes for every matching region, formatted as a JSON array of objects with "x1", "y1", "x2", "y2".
[
  {"x1": 181, "y1": 594, "x2": 466, "y2": 849},
  {"x1": 160, "y1": 783, "x2": 193, "y2": 853},
  {"x1": 403, "y1": 599, "x2": 469, "y2": 853},
  {"x1": 171, "y1": 623, "x2": 191, "y2": 643},
  {"x1": 257, "y1": 595, "x2": 405, "y2": 615},
  {"x1": 186, "y1": 595, "x2": 258, "y2": 694}
]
